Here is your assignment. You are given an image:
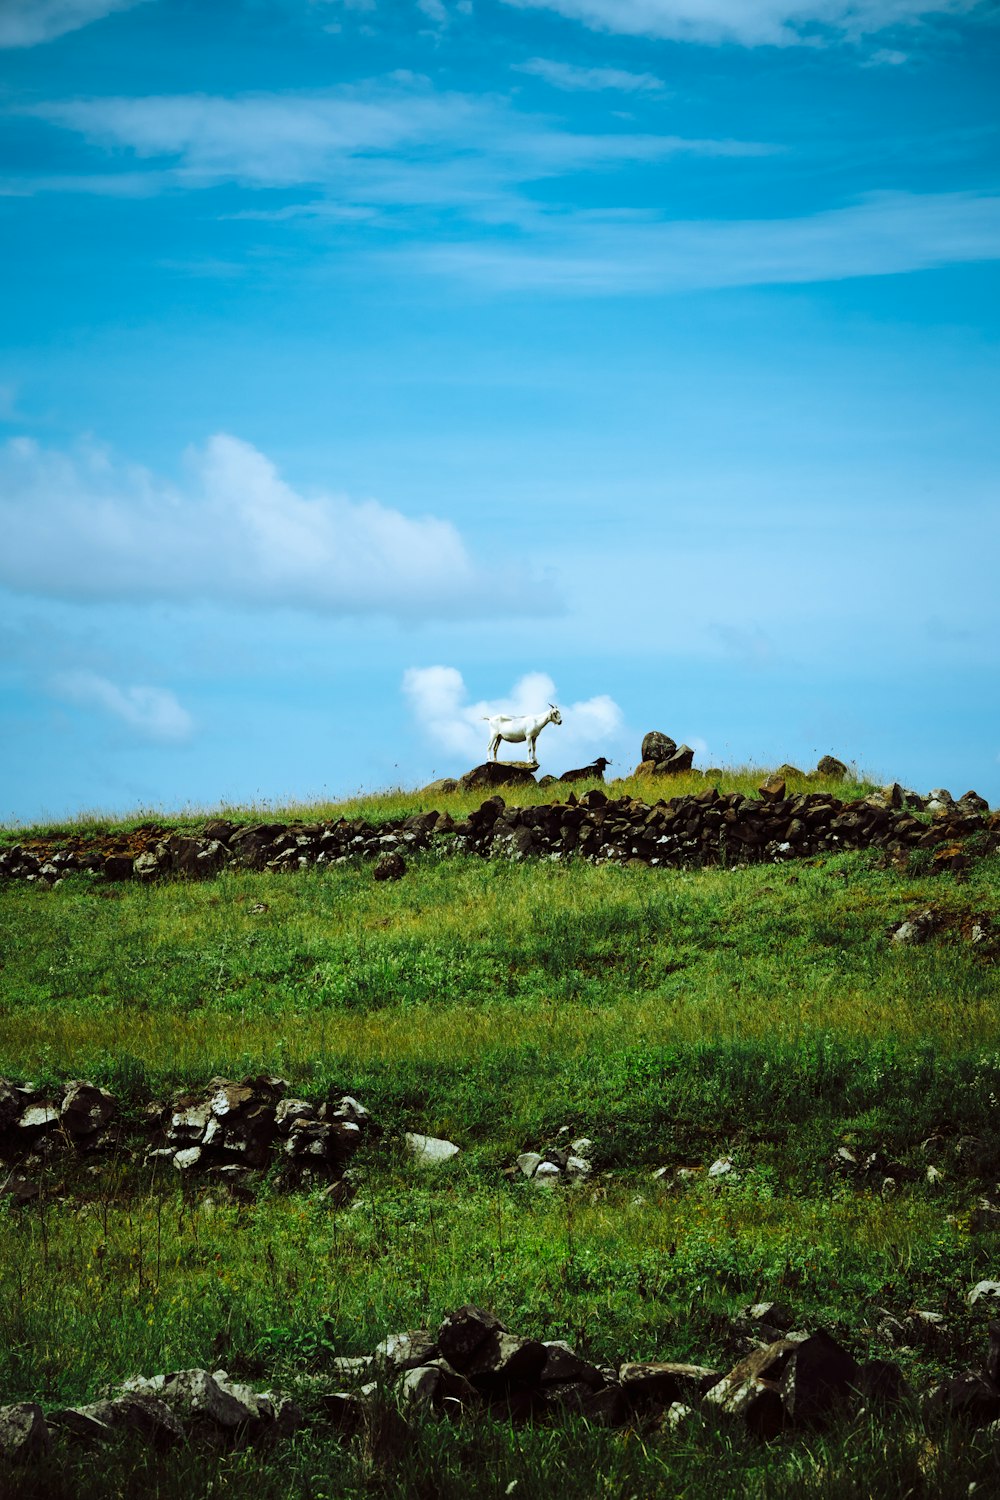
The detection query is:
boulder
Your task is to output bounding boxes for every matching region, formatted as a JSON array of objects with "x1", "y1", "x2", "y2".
[
  {"x1": 74, "y1": 1395, "x2": 183, "y2": 1448},
  {"x1": 925, "y1": 1373, "x2": 1000, "y2": 1425},
  {"x1": 758, "y1": 776, "x2": 786, "y2": 802},
  {"x1": 619, "y1": 1362, "x2": 720, "y2": 1407},
  {"x1": 61, "y1": 1081, "x2": 116, "y2": 1138},
  {"x1": 539, "y1": 1342, "x2": 606, "y2": 1389},
  {"x1": 703, "y1": 1375, "x2": 784, "y2": 1438},
  {"x1": 371, "y1": 1330, "x2": 439, "y2": 1378},
  {"x1": 641, "y1": 732, "x2": 677, "y2": 764},
  {"x1": 133, "y1": 851, "x2": 162, "y2": 882},
  {"x1": 461, "y1": 1332, "x2": 548, "y2": 1388},
  {"x1": 657, "y1": 746, "x2": 695, "y2": 775},
  {"x1": 815, "y1": 755, "x2": 848, "y2": 780},
  {"x1": 421, "y1": 778, "x2": 458, "y2": 796},
  {"x1": 373, "y1": 852, "x2": 406, "y2": 882},
  {"x1": 778, "y1": 1330, "x2": 859, "y2": 1425},
  {"x1": 159, "y1": 1369, "x2": 259, "y2": 1433},
  {"x1": 405, "y1": 1133, "x2": 460, "y2": 1167},
  {"x1": 437, "y1": 1306, "x2": 503, "y2": 1371},
  {"x1": 0, "y1": 1403, "x2": 50, "y2": 1462},
  {"x1": 459, "y1": 764, "x2": 537, "y2": 793},
  {"x1": 47, "y1": 1407, "x2": 115, "y2": 1444},
  {"x1": 16, "y1": 1102, "x2": 59, "y2": 1132}
]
